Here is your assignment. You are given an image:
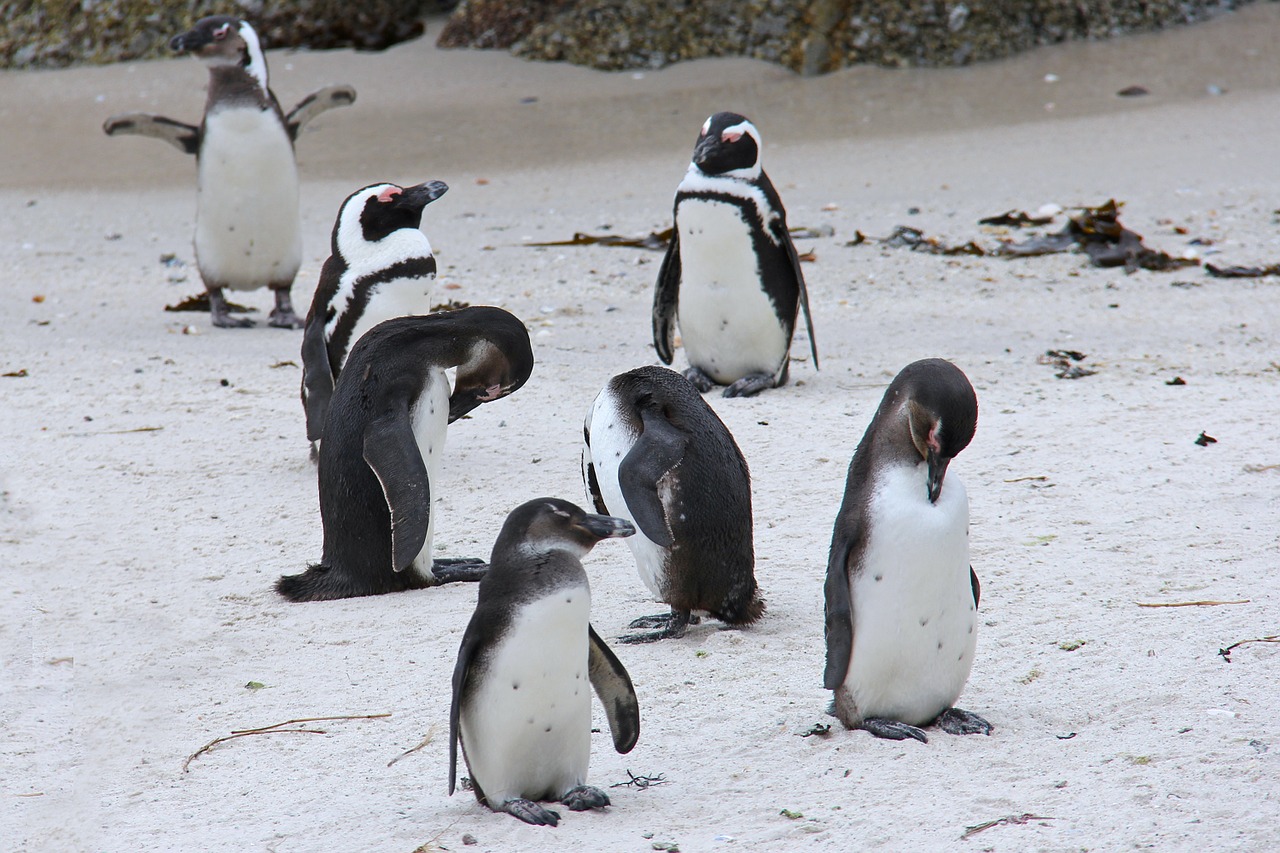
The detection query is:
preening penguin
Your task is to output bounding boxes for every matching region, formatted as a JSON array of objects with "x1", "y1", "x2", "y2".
[
  {"x1": 450, "y1": 498, "x2": 640, "y2": 827},
  {"x1": 823, "y1": 358, "x2": 991, "y2": 743},
  {"x1": 275, "y1": 308, "x2": 534, "y2": 602},
  {"x1": 301, "y1": 180, "x2": 449, "y2": 447},
  {"x1": 583, "y1": 366, "x2": 764, "y2": 642},
  {"x1": 653, "y1": 111, "x2": 818, "y2": 397},
  {"x1": 103, "y1": 16, "x2": 356, "y2": 329}
]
